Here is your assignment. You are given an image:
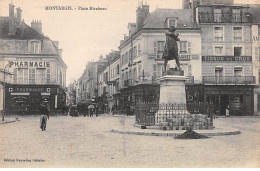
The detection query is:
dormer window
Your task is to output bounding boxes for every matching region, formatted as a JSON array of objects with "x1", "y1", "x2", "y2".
[
  {"x1": 28, "y1": 40, "x2": 41, "y2": 53},
  {"x1": 166, "y1": 17, "x2": 177, "y2": 28}
]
